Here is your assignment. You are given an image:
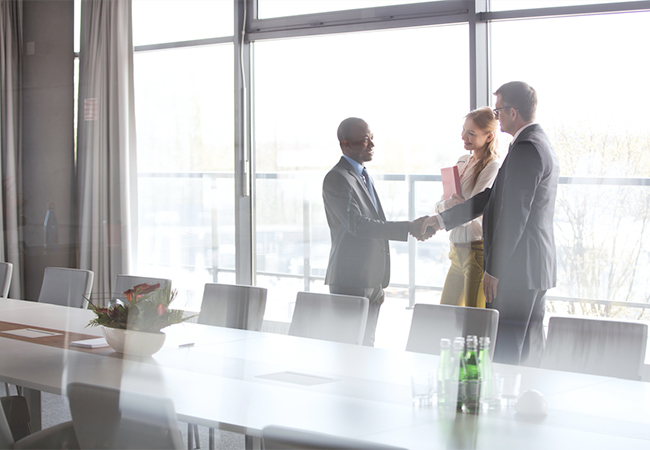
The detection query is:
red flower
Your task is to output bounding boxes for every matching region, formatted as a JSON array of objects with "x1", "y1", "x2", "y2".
[
  {"x1": 157, "y1": 304, "x2": 167, "y2": 316},
  {"x1": 123, "y1": 283, "x2": 160, "y2": 303}
]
